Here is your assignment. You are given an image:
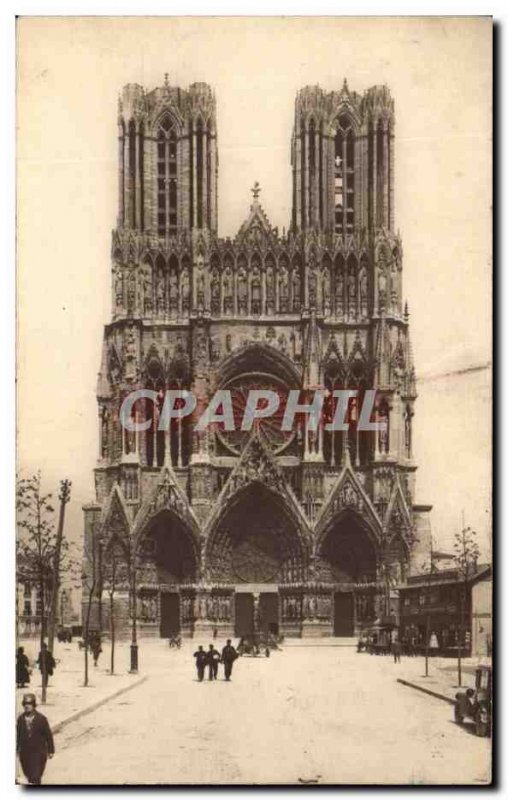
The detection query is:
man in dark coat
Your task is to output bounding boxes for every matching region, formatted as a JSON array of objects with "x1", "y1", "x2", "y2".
[
  {"x1": 16, "y1": 647, "x2": 30, "y2": 688},
  {"x1": 221, "y1": 639, "x2": 238, "y2": 681},
  {"x1": 36, "y1": 642, "x2": 56, "y2": 685},
  {"x1": 17, "y1": 693, "x2": 55, "y2": 785},
  {"x1": 206, "y1": 644, "x2": 221, "y2": 681},
  {"x1": 193, "y1": 645, "x2": 207, "y2": 681}
]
